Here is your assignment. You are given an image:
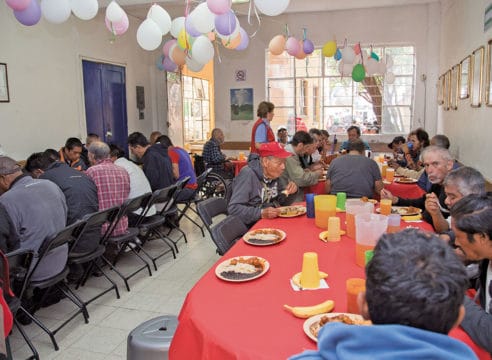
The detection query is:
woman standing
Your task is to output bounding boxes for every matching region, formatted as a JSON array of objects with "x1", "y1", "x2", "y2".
[{"x1": 250, "y1": 101, "x2": 276, "y2": 154}]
